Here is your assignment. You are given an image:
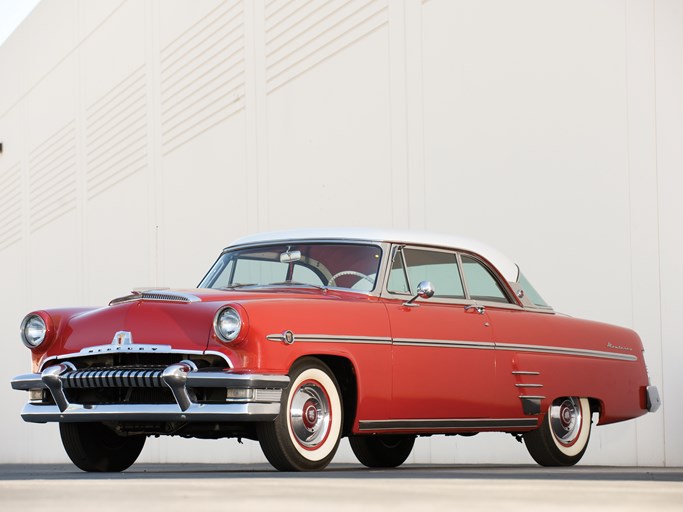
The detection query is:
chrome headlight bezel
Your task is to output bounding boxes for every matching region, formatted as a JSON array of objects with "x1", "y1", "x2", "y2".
[
  {"x1": 214, "y1": 306, "x2": 242, "y2": 343},
  {"x1": 20, "y1": 314, "x2": 47, "y2": 348}
]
